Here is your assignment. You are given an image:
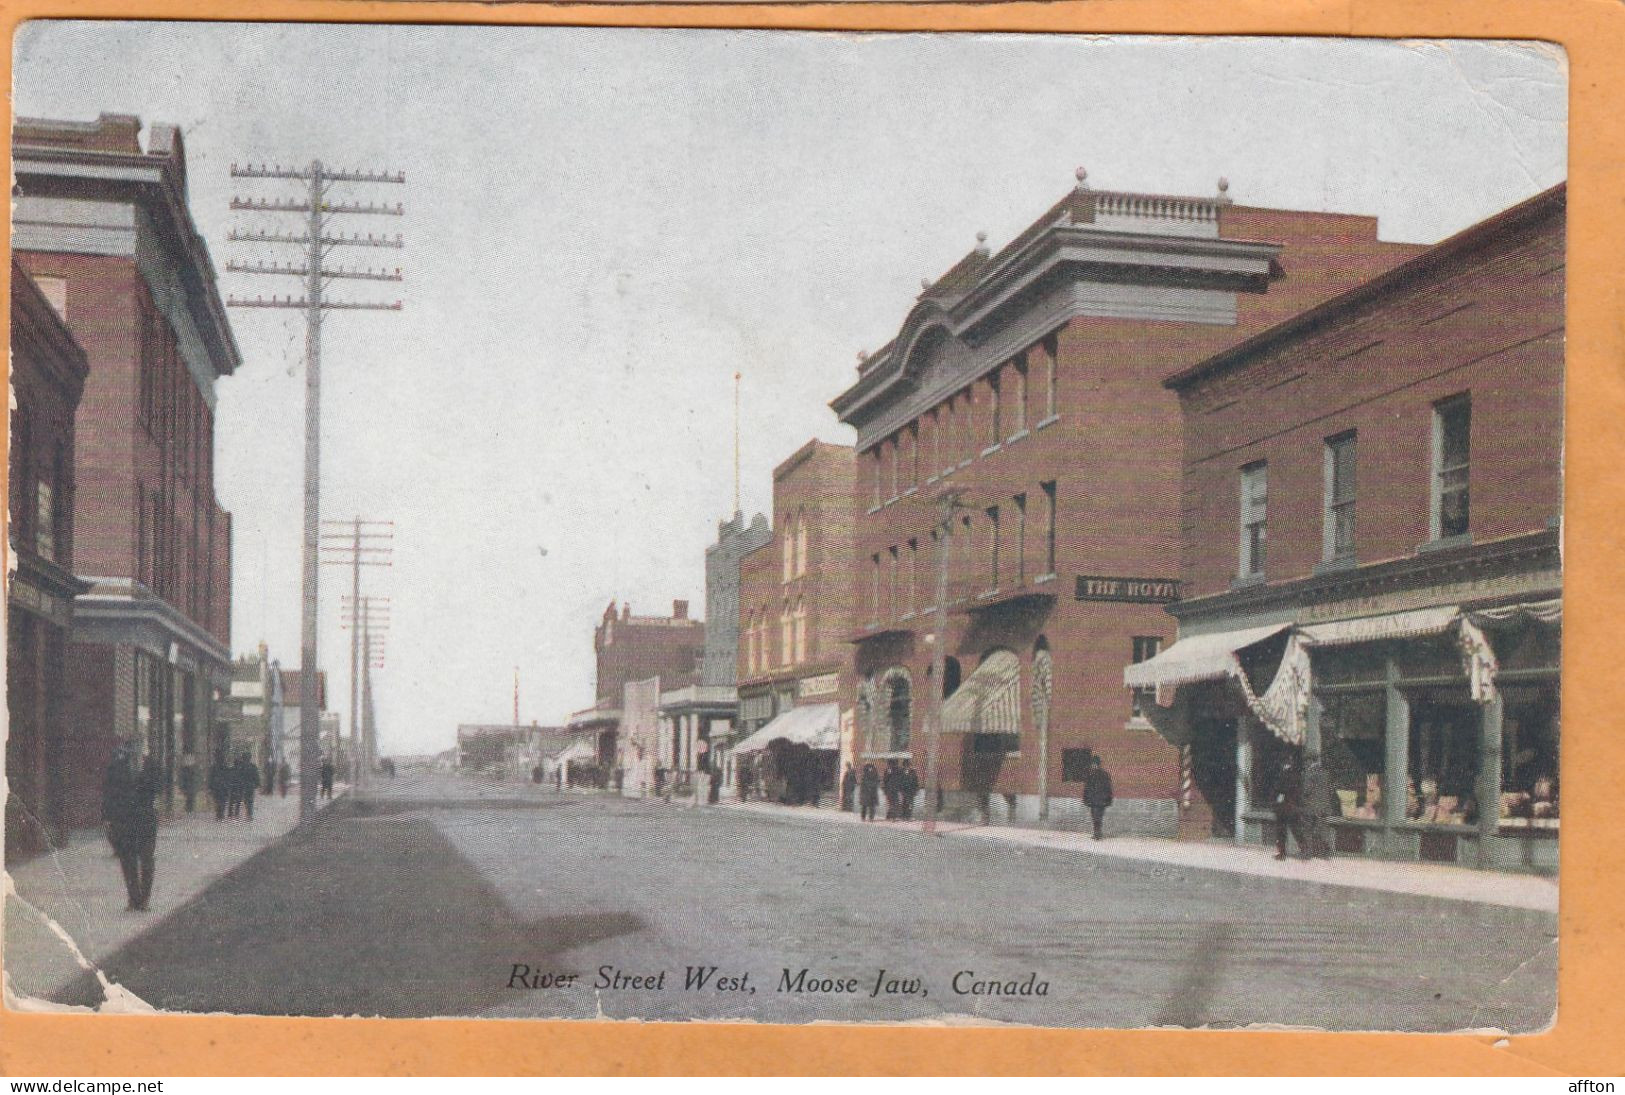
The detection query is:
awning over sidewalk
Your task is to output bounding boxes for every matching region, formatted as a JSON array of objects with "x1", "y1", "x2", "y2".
[
  {"x1": 733, "y1": 702, "x2": 840, "y2": 753},
  {"x1": 1298, "y1": 605, "x2": 1460, "y2": 646},
  {"x1": 1122, "y1": 623, "x2": 1290, "y2": 690},
  {"x1": 943, "y1": 649, "x2": 1022, "y2": 735}
]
